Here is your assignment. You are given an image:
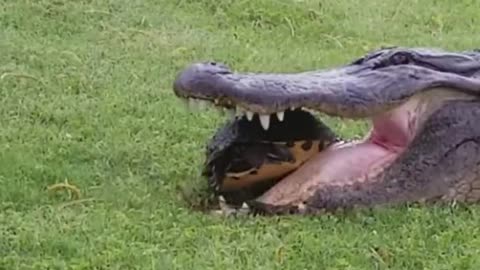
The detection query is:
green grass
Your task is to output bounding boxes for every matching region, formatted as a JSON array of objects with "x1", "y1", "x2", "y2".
[{"x1": 1, "y1": 0, "x2": 480, "y2": 269}]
